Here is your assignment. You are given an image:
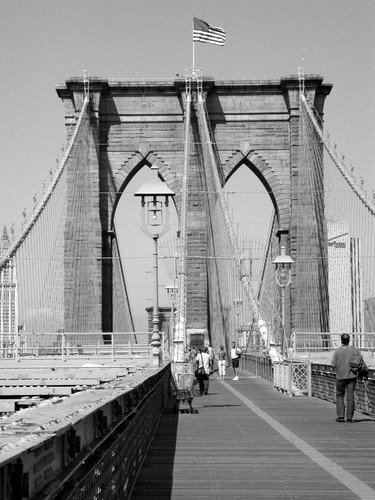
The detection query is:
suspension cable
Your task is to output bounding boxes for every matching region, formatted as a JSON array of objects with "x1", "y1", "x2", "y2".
[
  {"x1": 0, "y1": 95, "x2": 91, "y2": 271},
  {"x1": 196, "y1": 94, "x2": 282, "y2": 361},
  {"x1": 174, "y1": 76, "x2": 192, "y2": 362},
  {"x1": 300, "y1": 93, "x2": 375, "y2": 216}
]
